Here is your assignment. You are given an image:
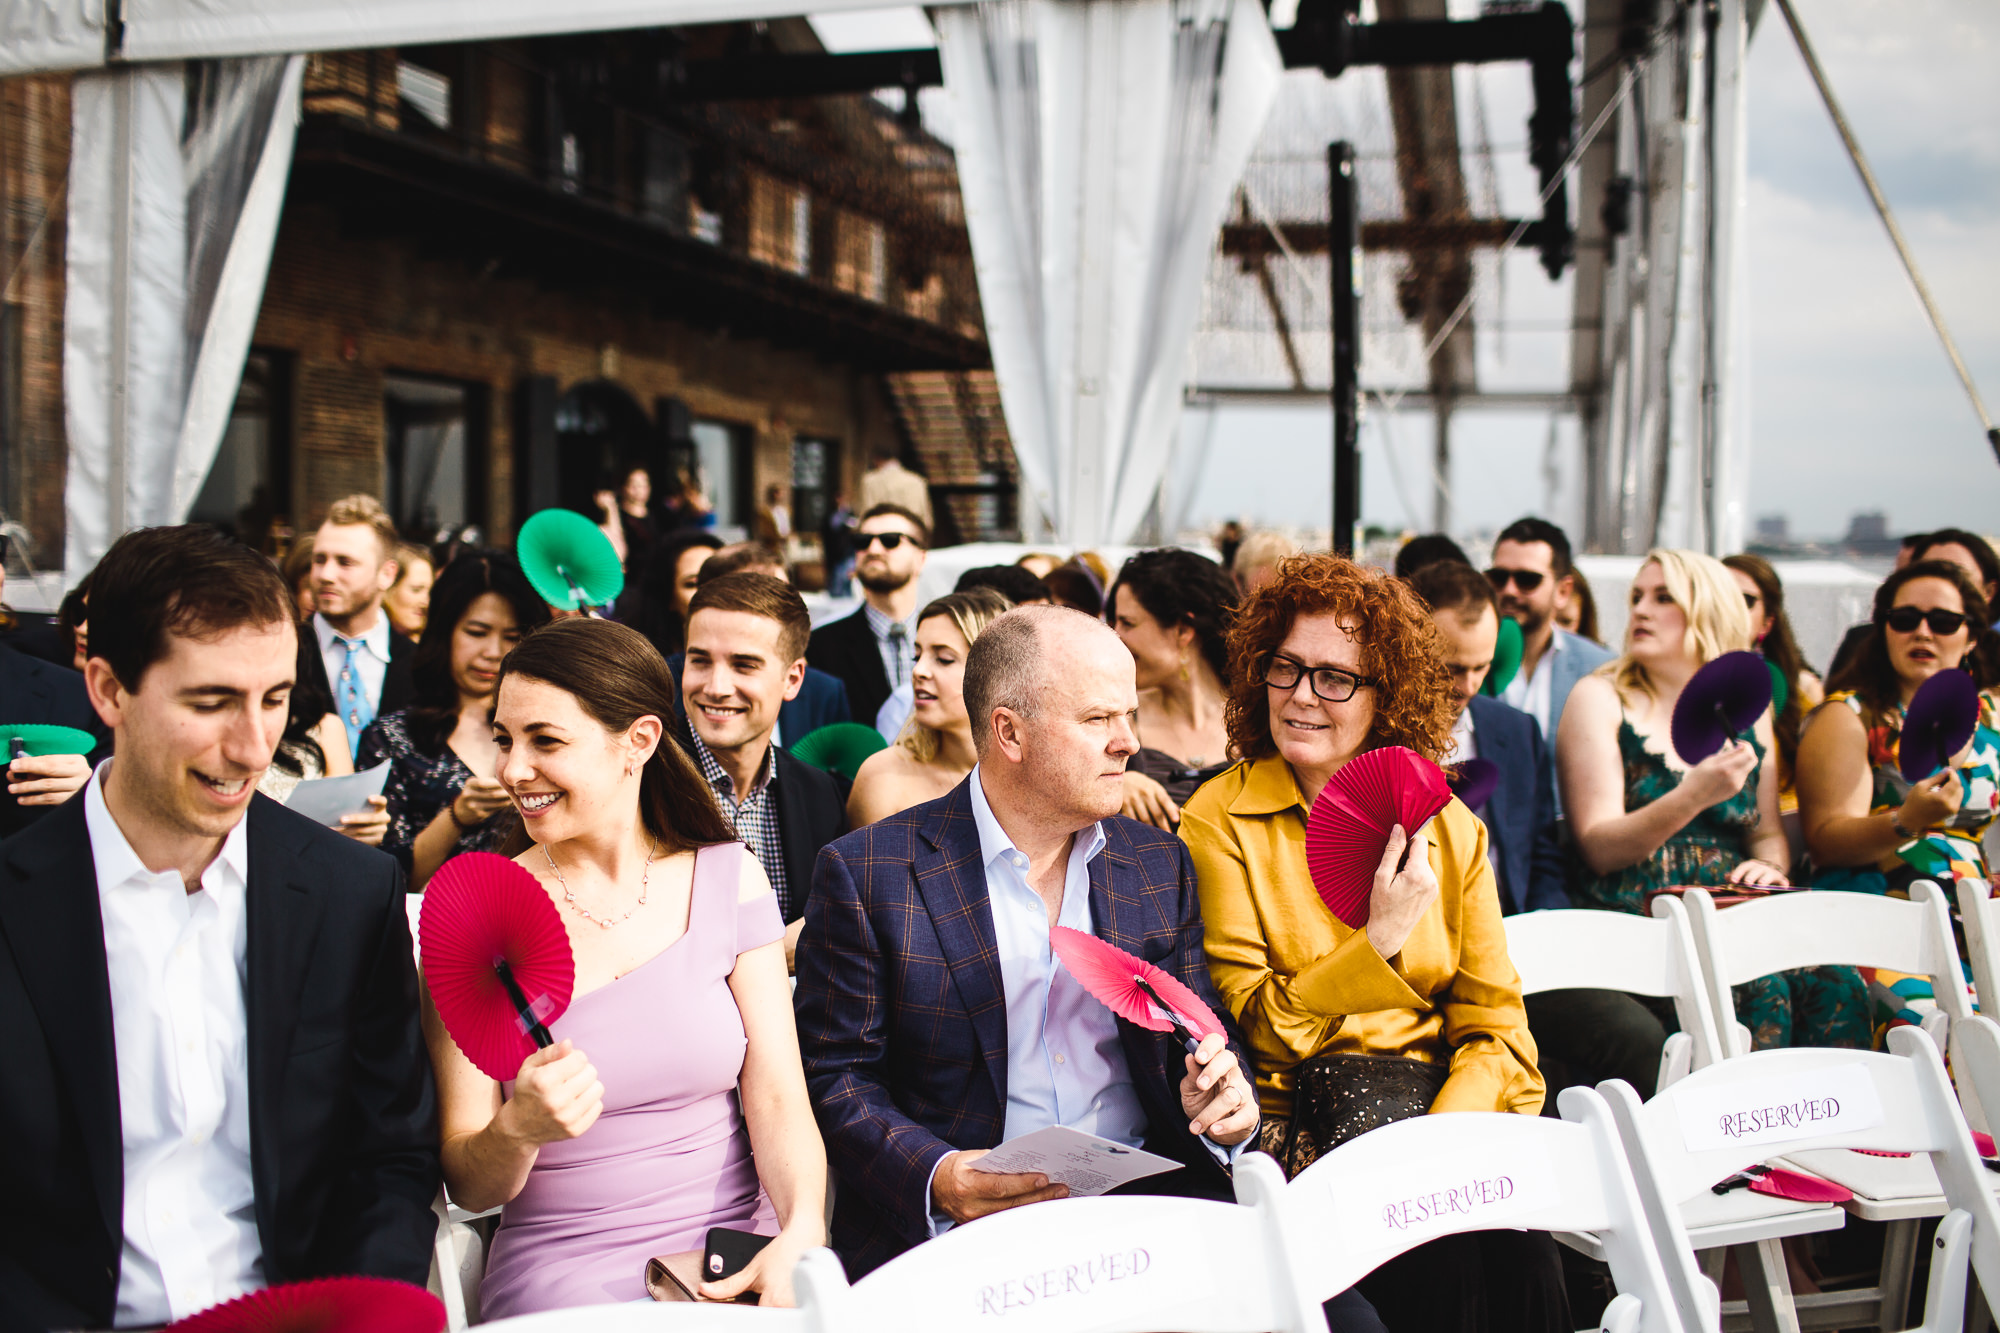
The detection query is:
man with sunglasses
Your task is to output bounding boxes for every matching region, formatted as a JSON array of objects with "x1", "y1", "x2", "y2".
[
  {"x1": 808, "y1": 504, "x2": 930, "y2": 730},
  {"x1": 1486, "y1": 518, "x2": 1613, "y2": 754}
]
